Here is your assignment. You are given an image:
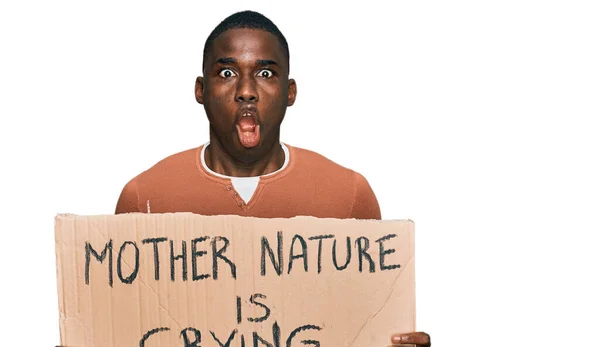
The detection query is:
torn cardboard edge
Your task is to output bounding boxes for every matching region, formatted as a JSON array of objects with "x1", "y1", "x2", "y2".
[{"x1": 55, "y1": 212, "x2": 415, "y2": 225}]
